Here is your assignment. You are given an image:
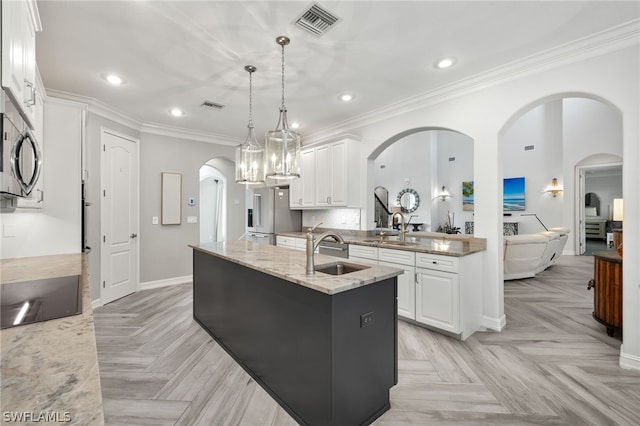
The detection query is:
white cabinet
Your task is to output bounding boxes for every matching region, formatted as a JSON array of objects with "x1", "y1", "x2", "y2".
[
  {"x1": 415, "y1": 251, "x2": 483, "y2": 340},
  {"x1": 379, "y1": 248, "x2": 416, "y2": 320},
  {"x1": 276, "y1": 235, "x2": 314, "y2": 252},
  {"x1": 415, "y1": 267, "x2": 459, "y2": 334},
  {"x1": 293, "y1": 138, "x2": 360, "y2": 209},
  {"x1": 2, "y1": 0, "x2": 40, "y2": 128}
]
